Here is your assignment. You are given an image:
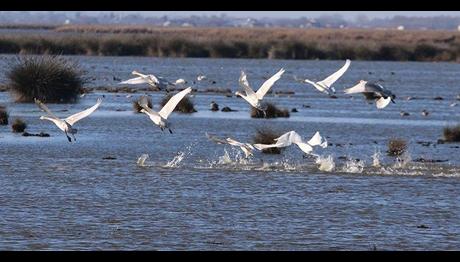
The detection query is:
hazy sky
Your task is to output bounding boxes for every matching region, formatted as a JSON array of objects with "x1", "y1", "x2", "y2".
[{"x1": 104, "y1": 11, "x2": 460, "y2": 19}]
